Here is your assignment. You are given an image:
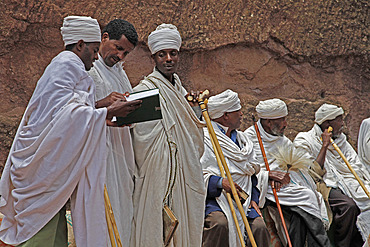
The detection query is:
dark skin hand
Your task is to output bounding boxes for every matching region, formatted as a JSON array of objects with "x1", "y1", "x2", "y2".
[
  {"x1": 96, "y1": 91, "x2": 130, "y2": 108},
  {"x1": 268, "y1": 170, "x2": 290, "y2": 191},
  {"x1": 185, "y1": 90, "x2": 209, "y2": 107},
  {"x1": 316, "y1": 128, "x2": 332, "y2": 168},
  {"x1": 105, "y1": 98, "x2": 142, "y2": 126}
]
